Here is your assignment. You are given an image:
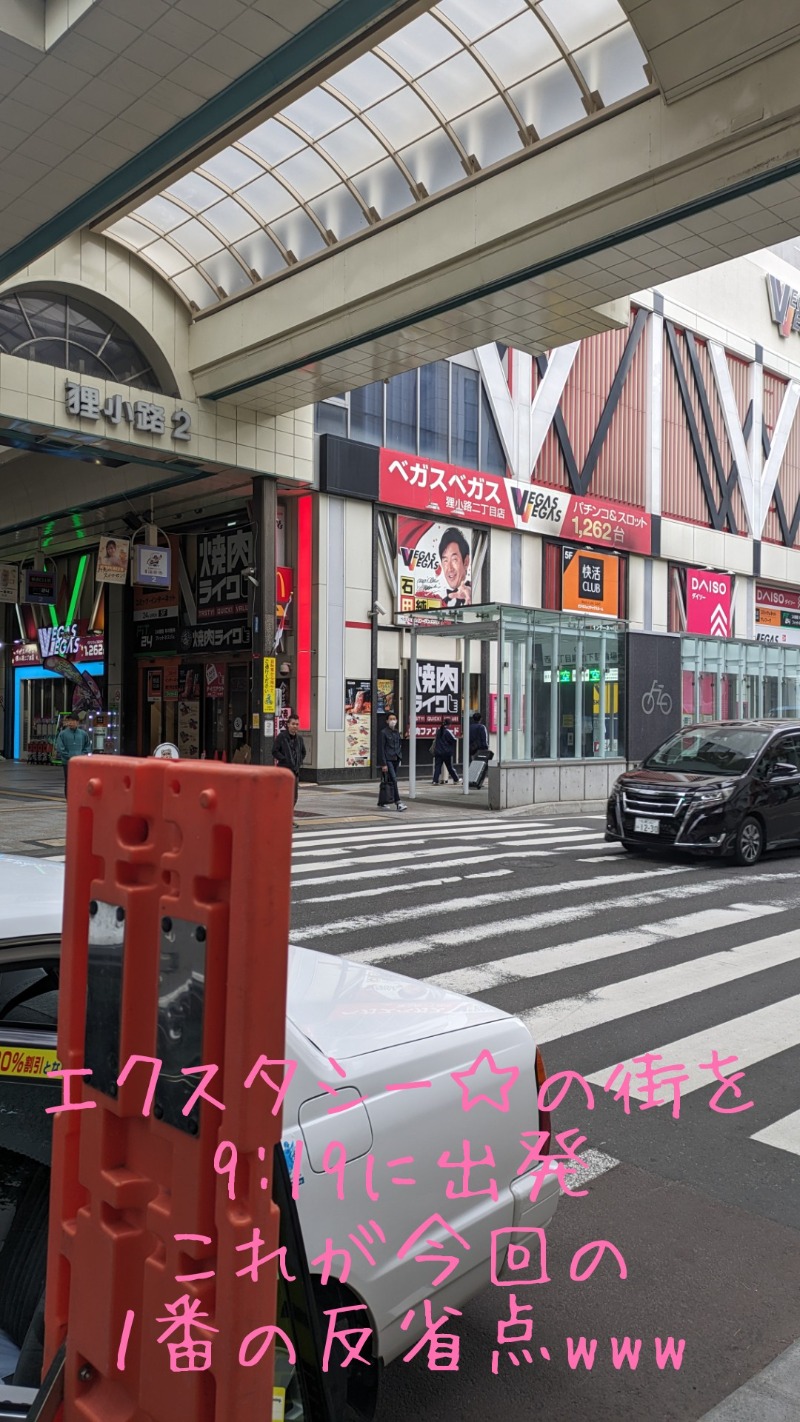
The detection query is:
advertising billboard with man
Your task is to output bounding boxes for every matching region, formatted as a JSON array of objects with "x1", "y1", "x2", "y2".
[{"x1": 396, "y1": 516, "x2": 475, "y2": 616}]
